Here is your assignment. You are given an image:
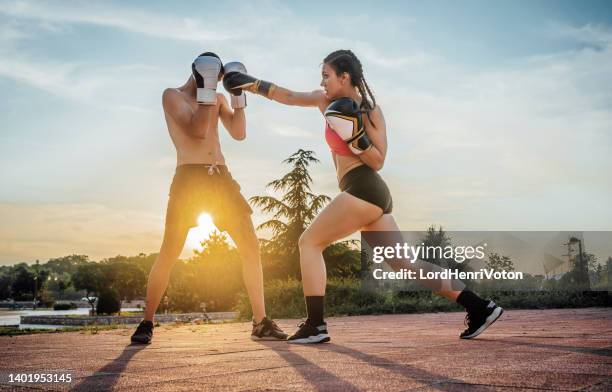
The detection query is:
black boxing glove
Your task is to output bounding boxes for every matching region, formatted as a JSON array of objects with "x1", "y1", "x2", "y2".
[
  {"x1": 223, "y1": 71, "x2": 276, "y2": 98},
  {"x1": 223, "y1": 61, "x2": 248, "y2": 109},
  {"x1": 324, "y1": 97, "x2": 372, "y2": 154}
]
